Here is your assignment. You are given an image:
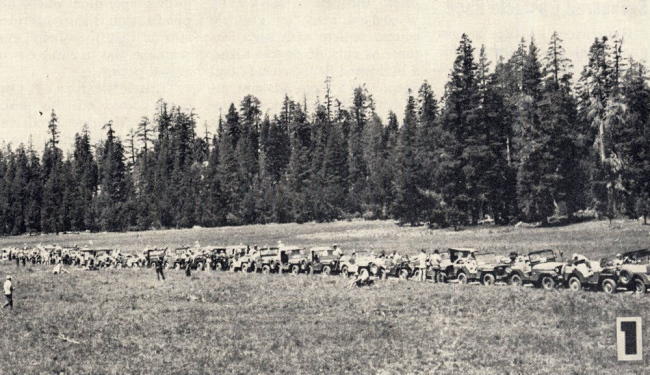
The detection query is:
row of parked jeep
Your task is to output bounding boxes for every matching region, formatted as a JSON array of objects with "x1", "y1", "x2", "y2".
[{"x1": 144, "y1": 244, "x2": 650, "y2": 294}]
